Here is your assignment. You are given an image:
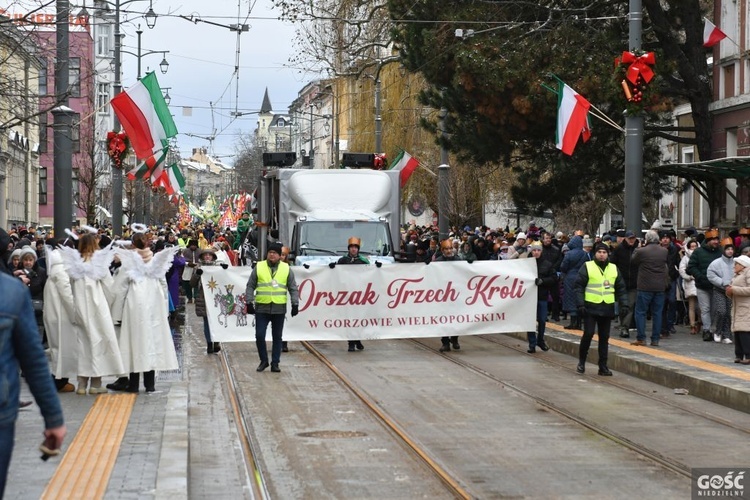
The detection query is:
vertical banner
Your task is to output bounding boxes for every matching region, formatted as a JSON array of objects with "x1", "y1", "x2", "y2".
[{"x1": 201, "y1": 259, "x2": 538, "y2": 342}]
